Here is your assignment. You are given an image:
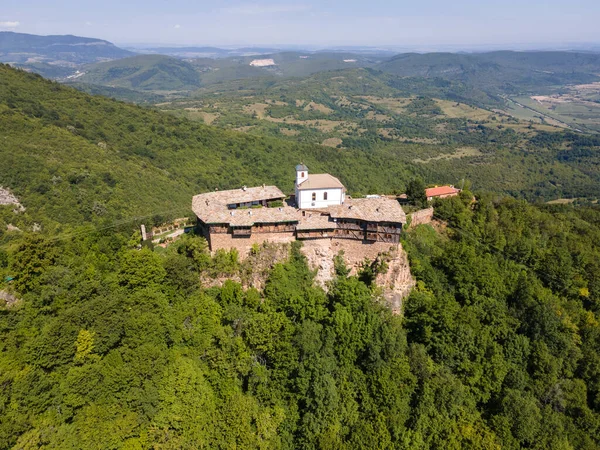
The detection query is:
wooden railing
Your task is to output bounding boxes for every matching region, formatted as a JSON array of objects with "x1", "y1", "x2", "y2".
[
  {"x1": 336, "y1": 222, "x2": 363, "y2": 231},
  {"x1": 377, "y1": 225, "x2": 401, "y2": 234}
]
